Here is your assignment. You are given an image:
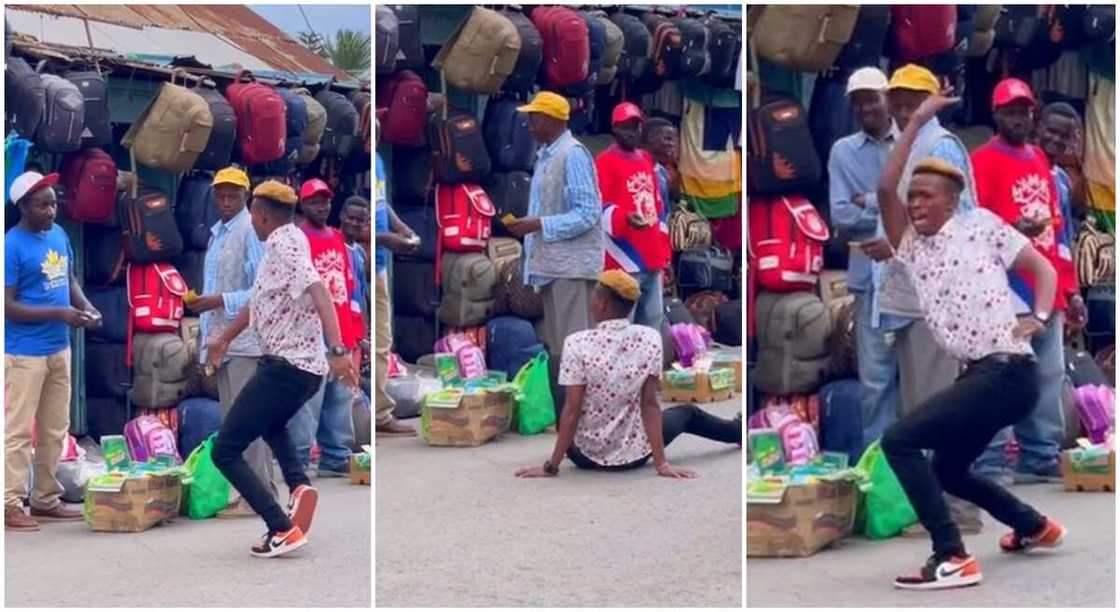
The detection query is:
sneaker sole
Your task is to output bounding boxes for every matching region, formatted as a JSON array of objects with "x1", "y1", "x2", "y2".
[
  {"x1": 894, "y1": 573, "x2": 983, "y2": 590},
  {"x1": 290, "y1": 487, "x2": 319, "y2": 536},
  {"x1": 250, "y1": 535, "x2": 308, "y2": 559}
]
